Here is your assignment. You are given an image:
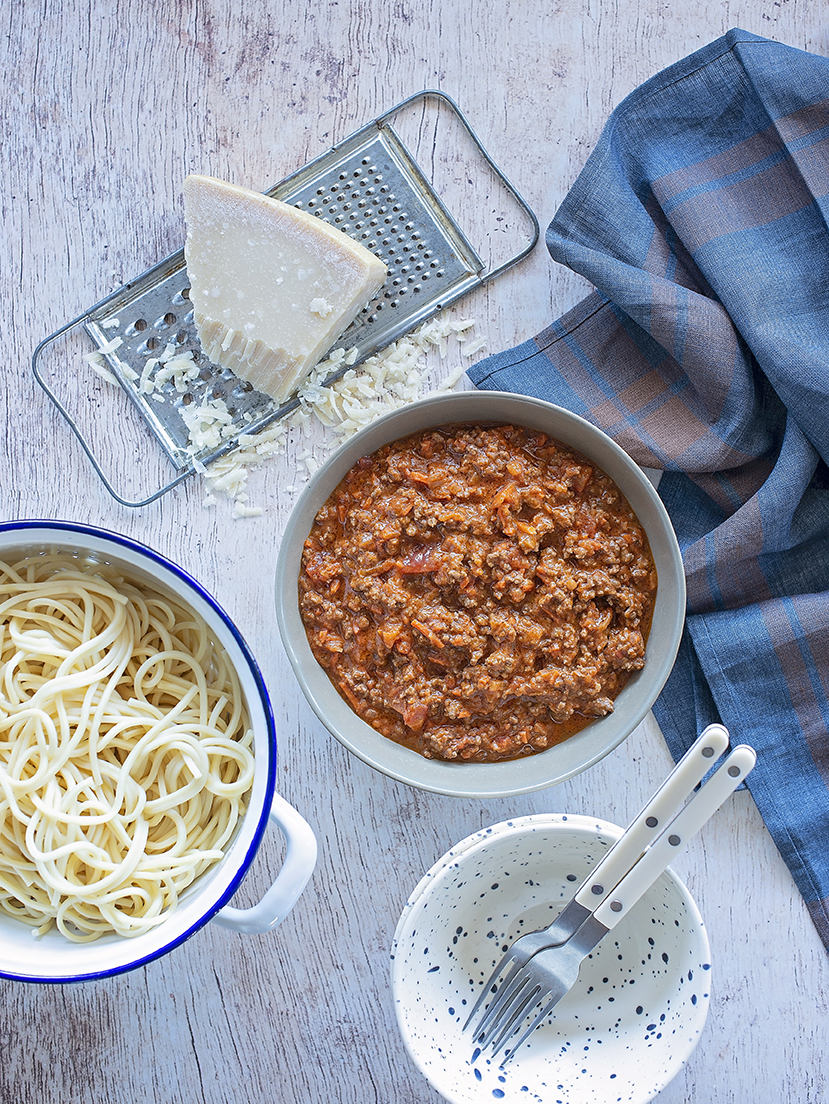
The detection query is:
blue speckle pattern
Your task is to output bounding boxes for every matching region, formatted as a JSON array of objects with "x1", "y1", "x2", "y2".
[{"x1": 390, "y1": 813, "x2": 711, "y2": 1104}]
